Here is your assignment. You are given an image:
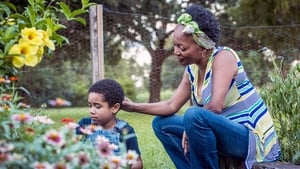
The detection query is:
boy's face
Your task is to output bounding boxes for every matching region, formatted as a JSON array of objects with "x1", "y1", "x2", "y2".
[{"x1": 88, "y1": 92, "x2": 119, "y2": 129}]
